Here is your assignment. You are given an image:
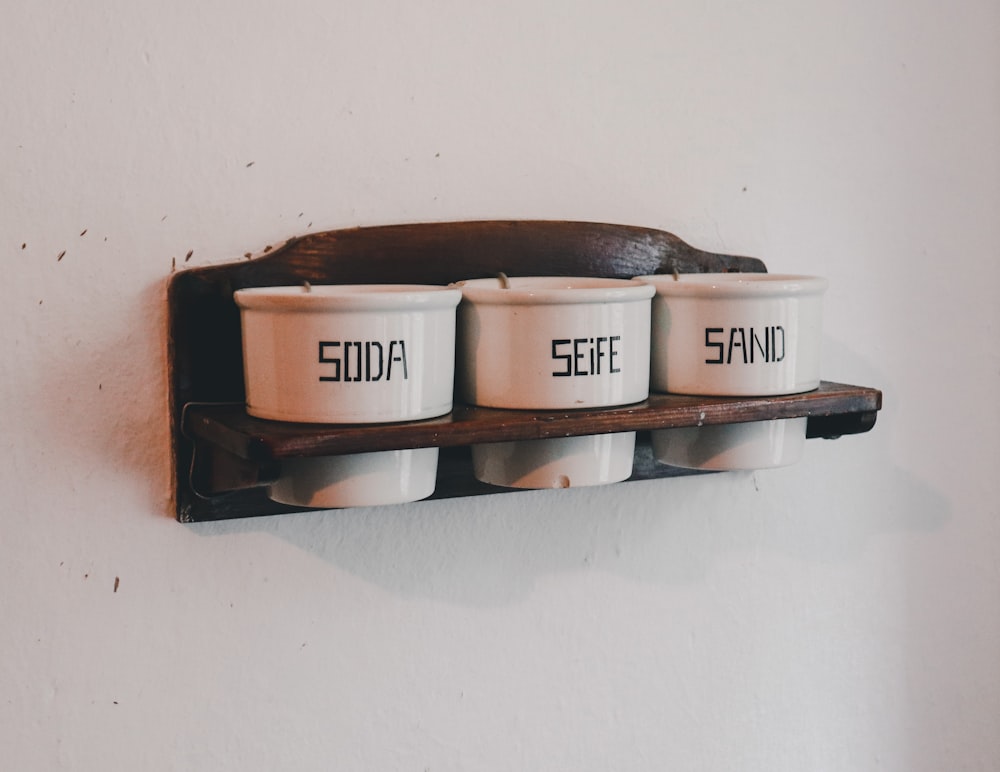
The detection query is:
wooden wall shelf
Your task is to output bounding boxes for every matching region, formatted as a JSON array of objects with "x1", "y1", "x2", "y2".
[{"x1": 168, "y1": 221, "x2": 882, "y2": 522}]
